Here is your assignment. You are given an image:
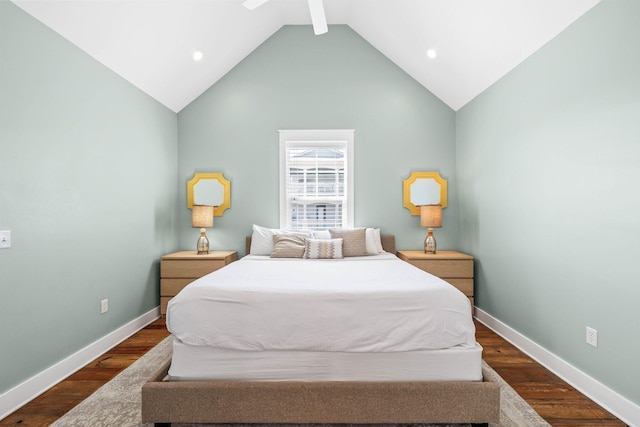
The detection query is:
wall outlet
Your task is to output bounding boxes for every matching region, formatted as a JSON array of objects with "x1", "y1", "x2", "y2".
[
  {"x1": 0, "y1": 230, "x2": 10, "y2": 249},
  {"x1": 586, "y1": 326, "x2": 598, "y2": 348},
  {"x1": 101, "y1": 299, "x2": 109, "y2": 314}
]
